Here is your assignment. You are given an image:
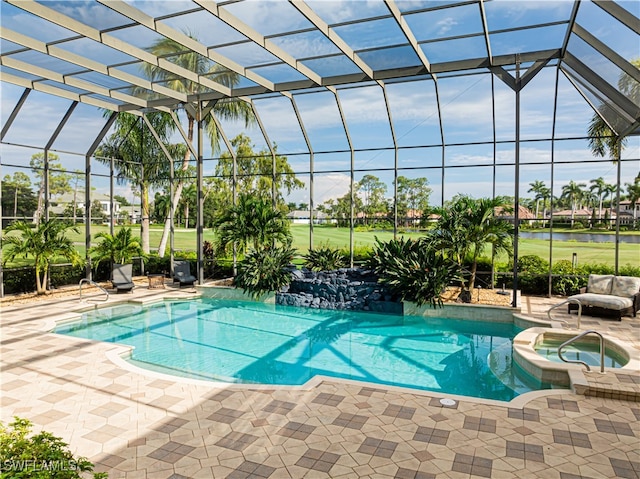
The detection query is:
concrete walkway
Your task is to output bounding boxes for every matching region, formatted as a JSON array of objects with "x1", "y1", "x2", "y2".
[{"x1": 1, "y1": 283, "x2": 638, "y2": 478}]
